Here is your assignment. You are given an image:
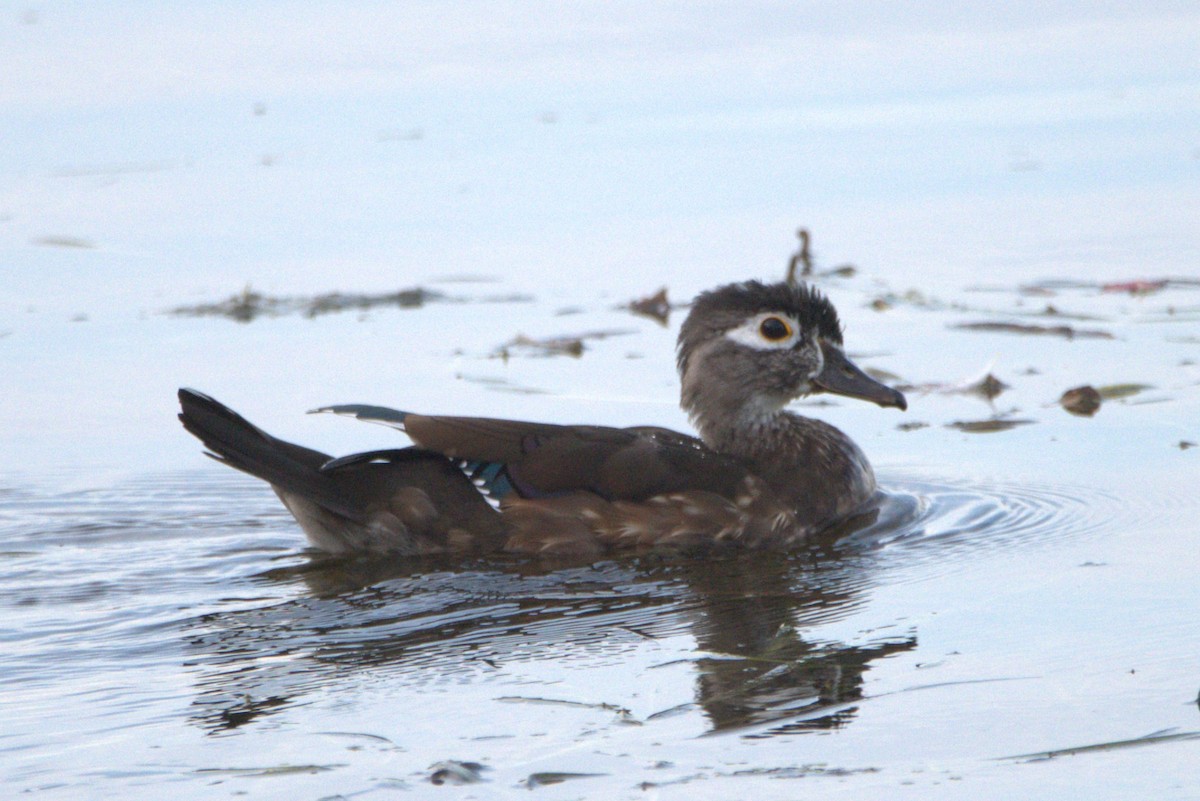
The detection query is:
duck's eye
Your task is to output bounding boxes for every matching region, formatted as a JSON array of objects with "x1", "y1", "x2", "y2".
[{"x1": 759, "y1": 316, "x2": 792, "y2": 341}]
